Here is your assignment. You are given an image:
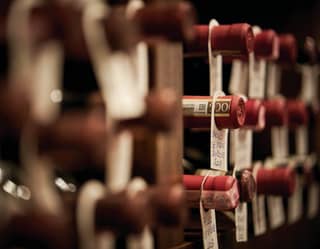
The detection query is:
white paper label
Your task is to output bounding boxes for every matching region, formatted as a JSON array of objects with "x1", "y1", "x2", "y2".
[
  {"x1": 288, "y1": 176, "x2": 303, "y2": 224},
  {"x1": 208, "y1": 19, "x2": 222, "y2": 94},
  {"x1": 229, "y1": 60, "x2": 247, "y2": 95},
  {"x1": 200, "y1": 174, "x2": 219, "y2": 249},
  {"x1": 266, "y1": 62, "x2": 280, "y2": 98},
  {"x1": 295, "y1": 126, "x2": 308, "y2": 156},
  {"x1": 235, "y1": 203, "x2": 248, "y2": 242},
  {"x1": 300, "y1": 65, "x2": 314, "y2": 103},
  {"x1": 252, "y1": 162, "x2": 267, "y2": 236},
  {"x1": 267, "y1": 196, "x2": 285, "y2": 229},
  {"x1": 211, "y1": 93, "x2": 228, "y2": 172},
  {"x1": 234, "y1": 129, "x2": 252, "y2": 170},
  {"x1": 252, "y1": 195, "x2": 267, "y2": 236},
  {"x1": 83, "y1": 3, "x2": 145, "y2": 120},
  {"x1": 250, "y1": 59, "x2": 266, "y2": 99},
  {"x1": 271, "y1": 127, "x2": 289, "y2": 160},
  {"x1": 200, "y1": 206, "x2": 219, "y2": 249},
  {"x1": 307, "y1": 183, "x2": 319, "y2": 219}
]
